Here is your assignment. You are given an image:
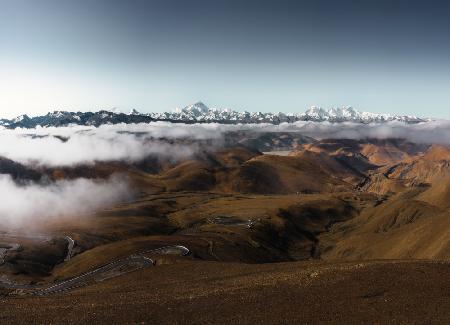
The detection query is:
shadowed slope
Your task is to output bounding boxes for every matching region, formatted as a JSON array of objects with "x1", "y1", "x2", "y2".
[
  {"x1": 320, "y1": 192, "x2": 450, "y2": 260},
  {"x1": 2, "y1": 260, "x2": 449, "y2": 324}
]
